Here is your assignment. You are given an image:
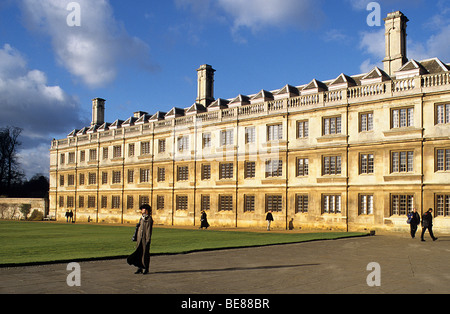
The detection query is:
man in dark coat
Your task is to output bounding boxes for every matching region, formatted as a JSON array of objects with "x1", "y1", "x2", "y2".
[
  {"x1": 266, "y1": 211, "x2": 274, "y2": 231},
  {"x1": 421, "y1": 208, "x2": 438, "y2": 242},
  {"x1": 408, "y1": 208, "x2": 420, "y2": 238},
  {"x1": 127, "y1": 204, "x2": 153, "y2": 274},
  {"x1": 200, "y1": 210, "x2": 210, "y2": 229}
]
